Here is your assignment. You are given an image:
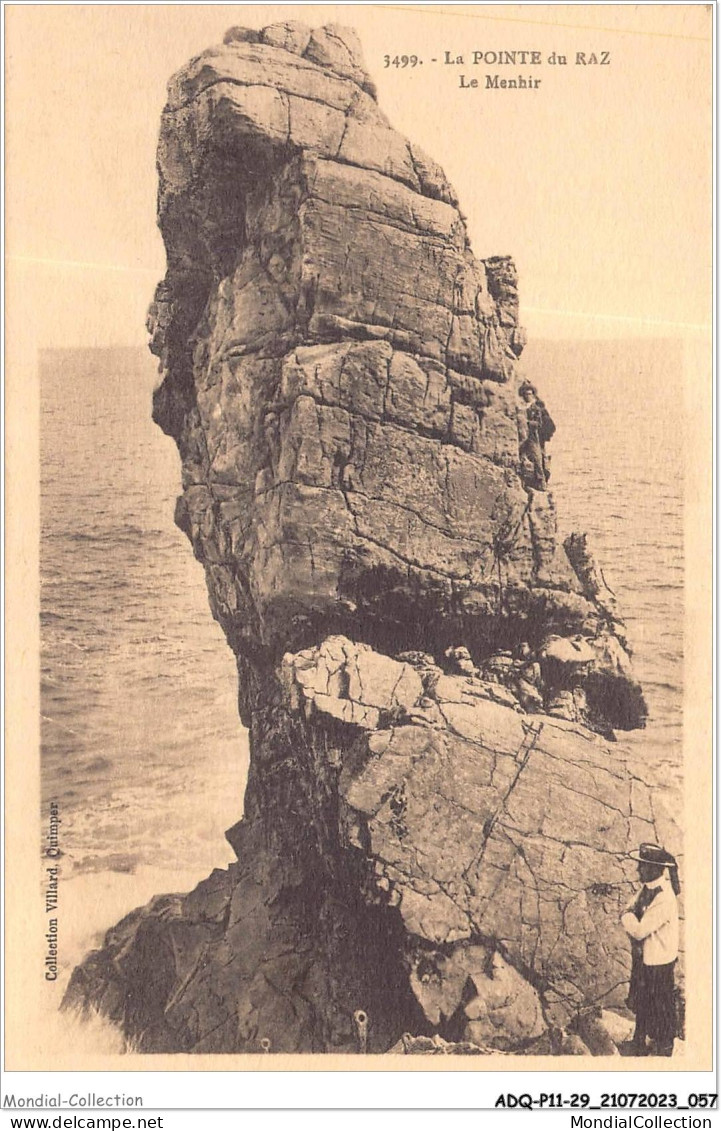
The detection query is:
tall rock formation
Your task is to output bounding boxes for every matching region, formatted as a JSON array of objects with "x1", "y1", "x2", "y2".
[{"x1": 65, "y1": 23, "x2": 676, "y2": 1055}]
